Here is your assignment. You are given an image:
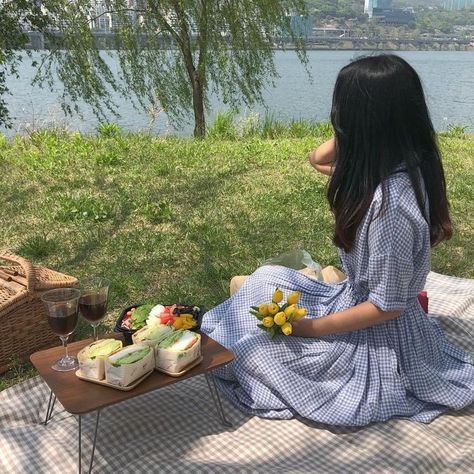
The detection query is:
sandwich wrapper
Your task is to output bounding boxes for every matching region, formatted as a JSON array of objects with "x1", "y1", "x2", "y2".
[
  {"x1": 155, "y1": 329, "x2": 201, "y2": 373},
  {"x1": 132, "y1": 323, "x2": 174, "y2": 347},
  {"x1": 77, "y1": 339, "x2": 123, "y2": 380},
  {"x1": 105, "y1": 344, "x2": 155, "y2": 387}
]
